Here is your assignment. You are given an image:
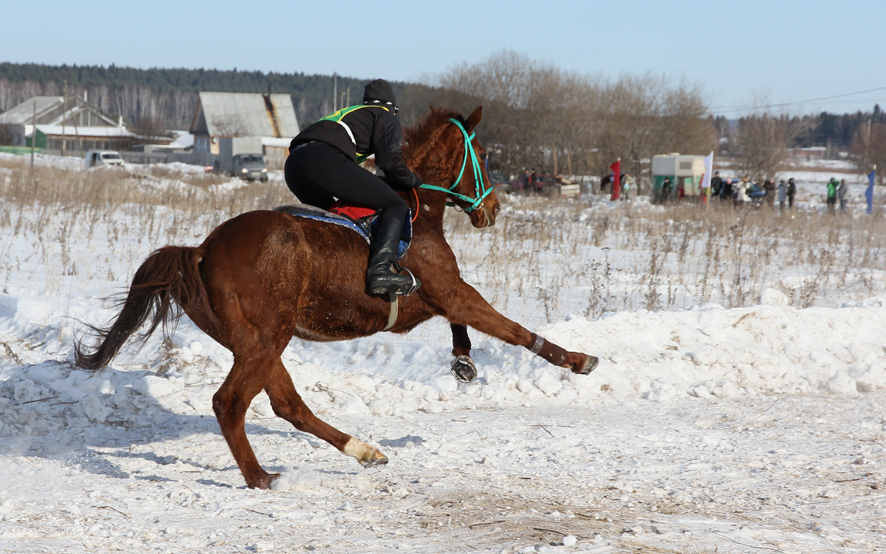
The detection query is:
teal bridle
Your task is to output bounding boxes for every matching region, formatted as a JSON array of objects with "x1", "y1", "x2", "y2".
[{"x1": 418, "y1": 118, "x2": 494, "y2": 212}]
